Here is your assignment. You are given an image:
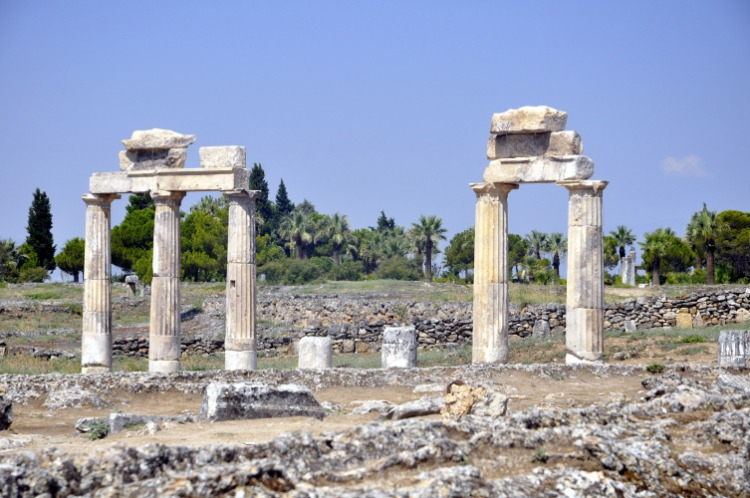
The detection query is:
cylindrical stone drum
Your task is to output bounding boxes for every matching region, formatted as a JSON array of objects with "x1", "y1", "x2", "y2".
[
  {"x1": 718, "y1": 330, "x2": 749, "y2": 368},
  {"x1": 298, "y1": 336, "x2": 332, "y2": 369},
  {"x1": 381, "y1": 326, "x2": 418, "y2": 368}
]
